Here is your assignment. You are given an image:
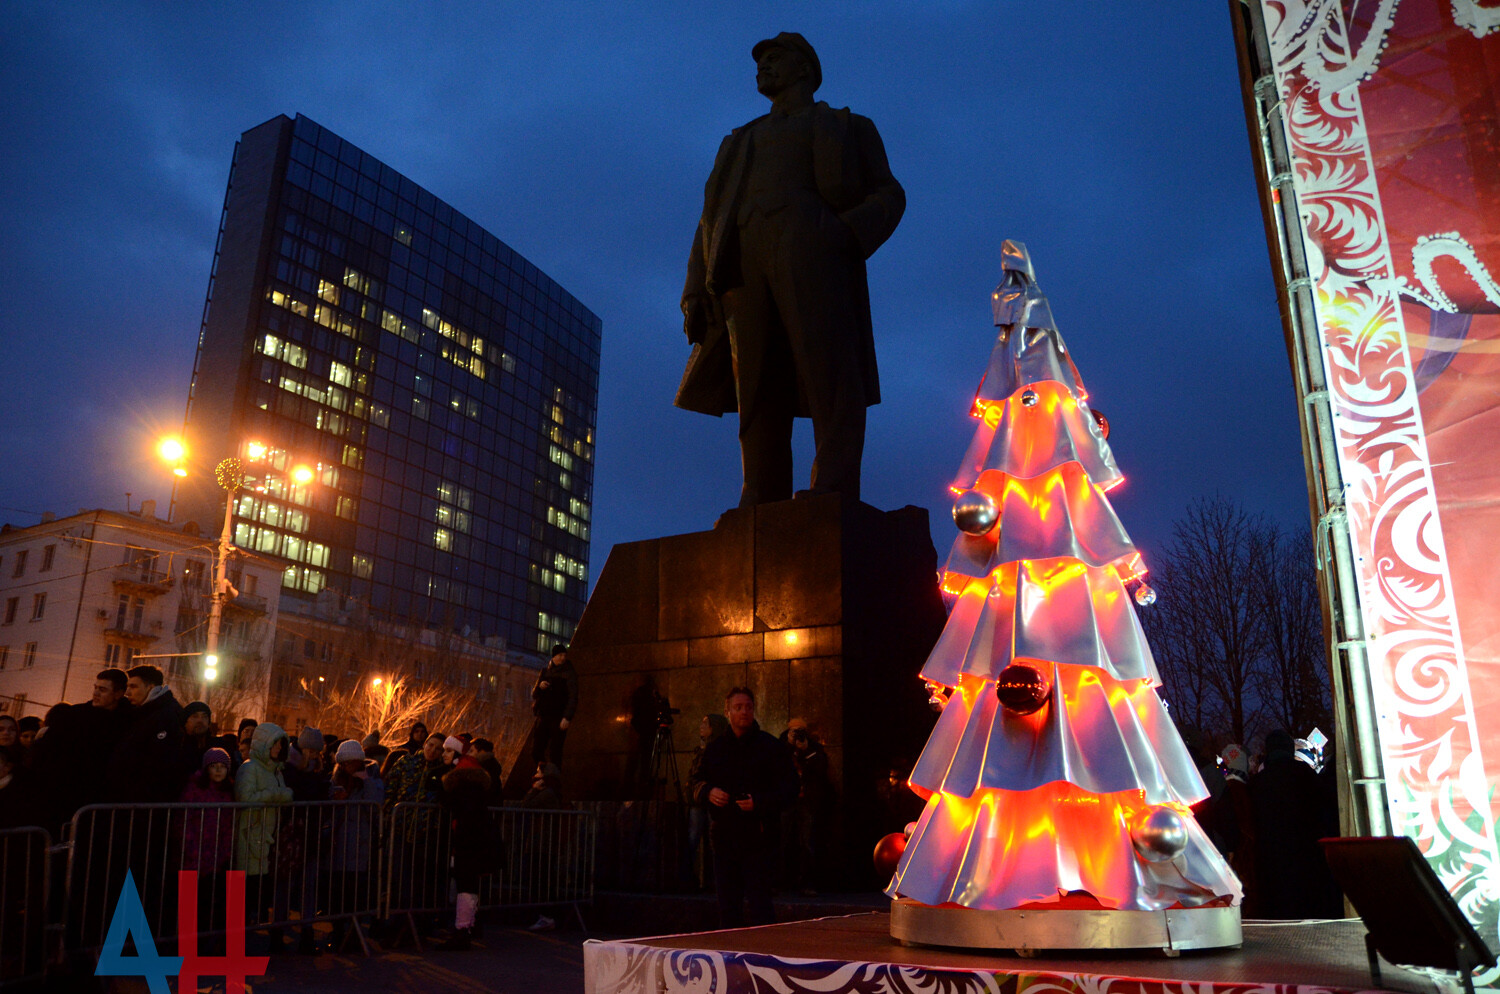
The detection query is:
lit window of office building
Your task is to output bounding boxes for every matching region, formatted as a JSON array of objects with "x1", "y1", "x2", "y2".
[{"x1": 176, "y1": 115, "x2": 600, "y2": 652}]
